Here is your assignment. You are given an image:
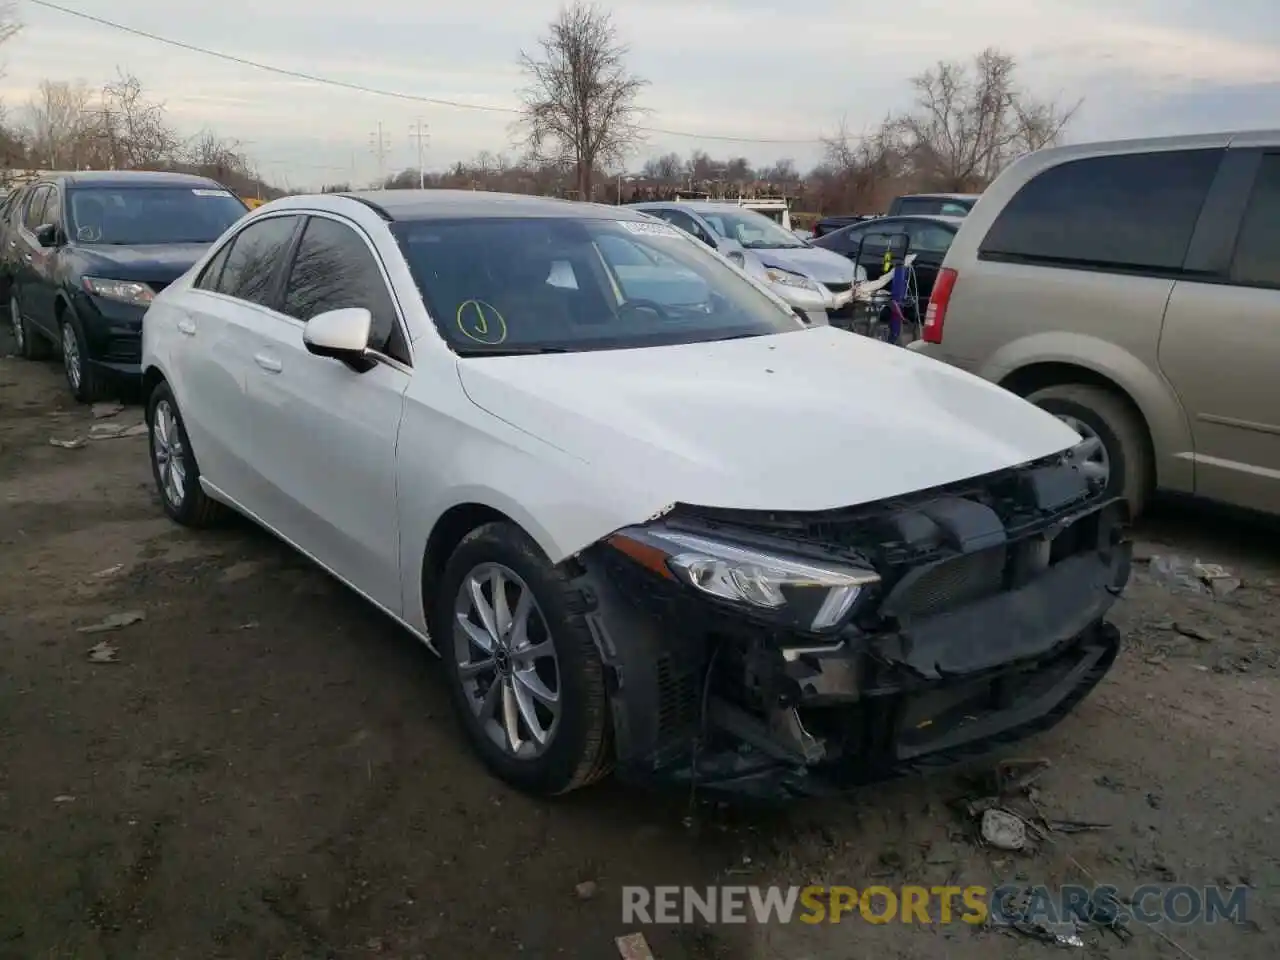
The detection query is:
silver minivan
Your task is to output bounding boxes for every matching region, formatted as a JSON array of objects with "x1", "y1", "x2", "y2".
[{"x1": 911, "y1": 130, "x2": 1280, "y2": 519}]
